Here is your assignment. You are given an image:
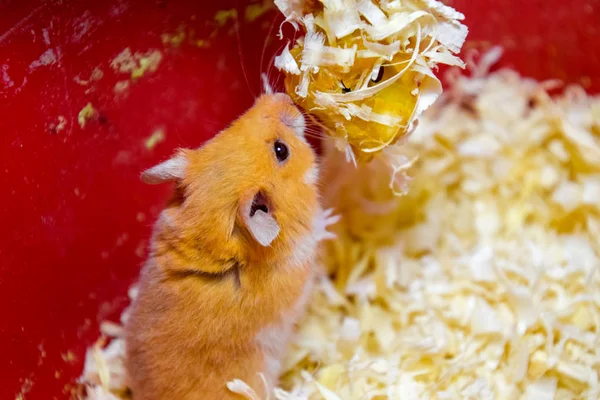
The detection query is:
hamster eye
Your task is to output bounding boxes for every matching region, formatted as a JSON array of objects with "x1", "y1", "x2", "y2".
[
  {"x1": 371, "y1": 67, "x2": 384, "y2": 83},
  {"x1": 273, "y1": 140, "x2": 289, "y2": 162}
]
